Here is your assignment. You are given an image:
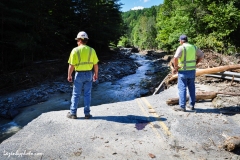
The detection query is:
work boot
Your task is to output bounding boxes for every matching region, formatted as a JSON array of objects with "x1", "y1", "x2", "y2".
[
  {"x1": 187, "y1": 105, "x2": 194, "y2": 110},
  {"x1": 85, "y1": 114, "x2": 92, "y2": 119},
  {"x1": 67, "y1": 112, "x2": 77, "y2": 119},
  {"x1": 173, "y1": 106, "x2": 186, "y2": 112}
]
